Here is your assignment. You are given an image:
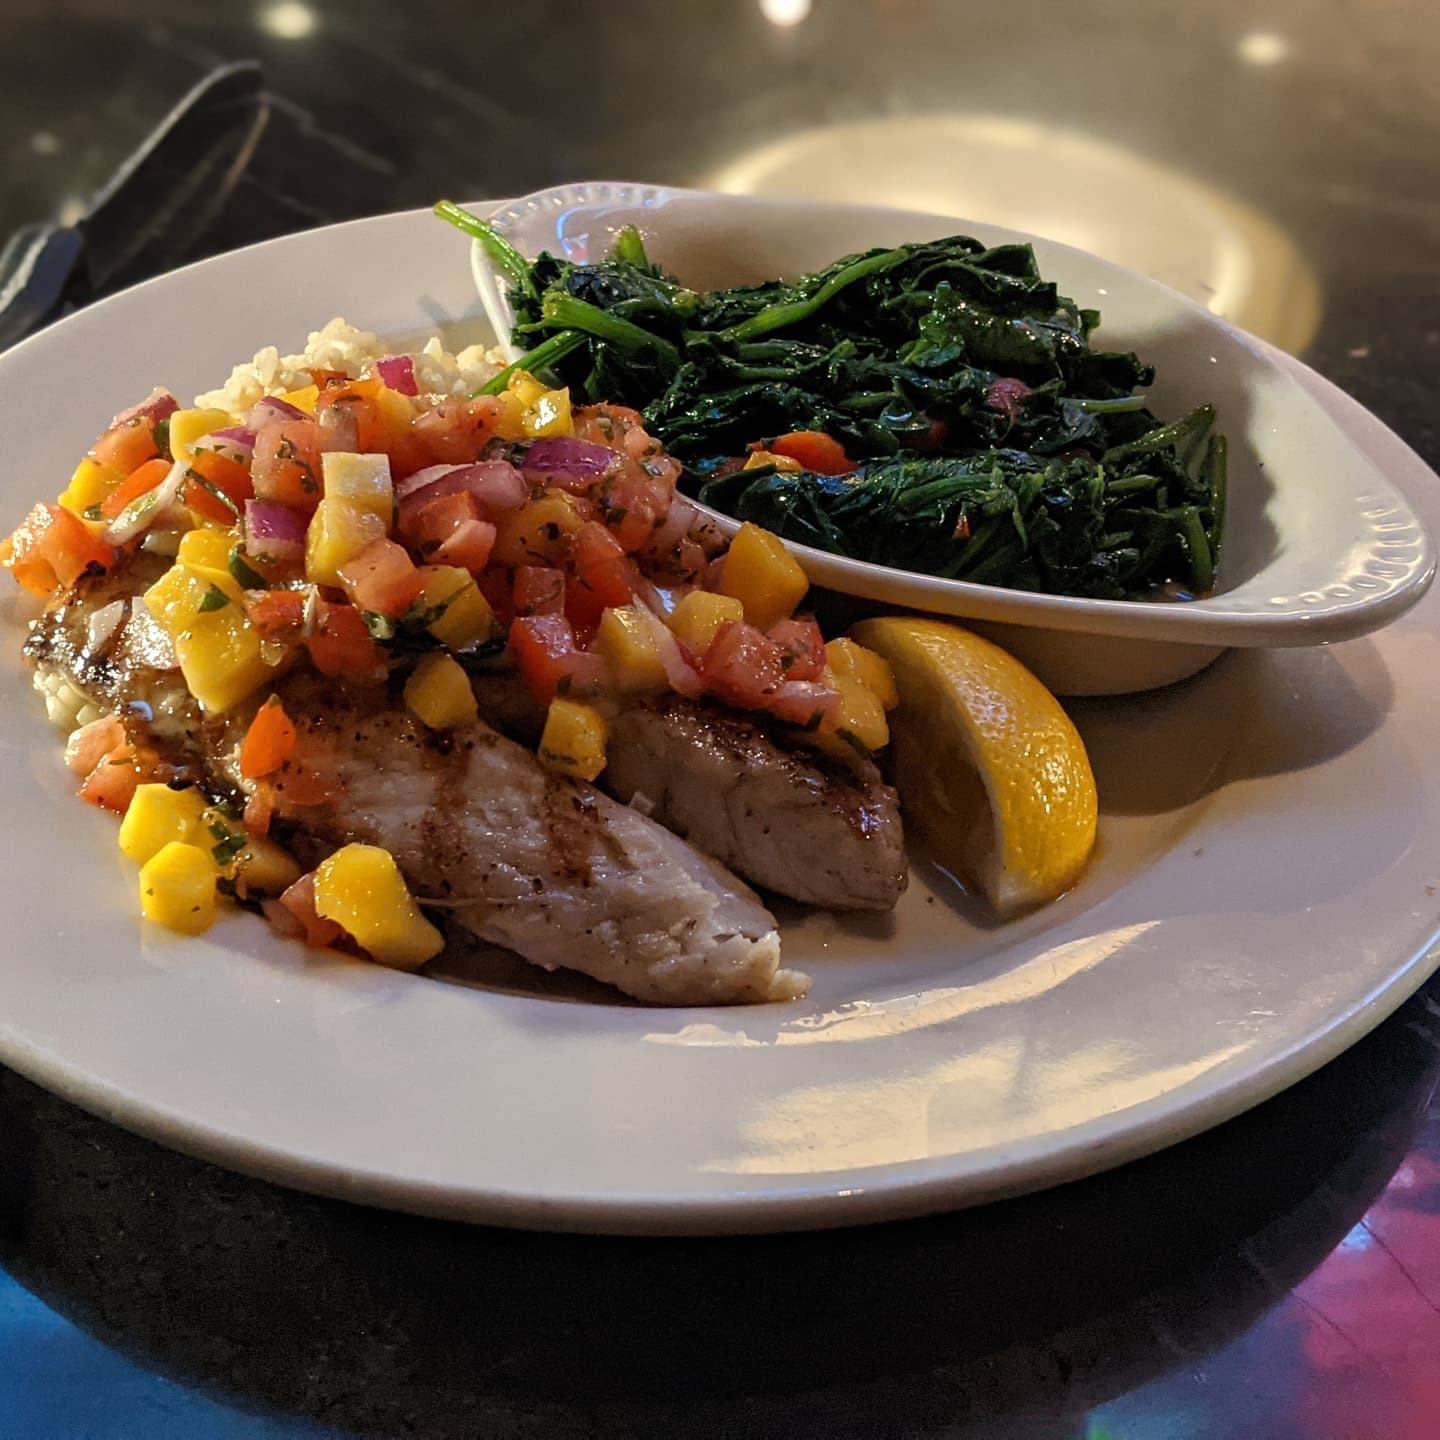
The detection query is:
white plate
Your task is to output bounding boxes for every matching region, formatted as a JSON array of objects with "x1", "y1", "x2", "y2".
[
  {"x1": 1, "y1": 201, "x2": 1439, "y2": 1235},
  {"x1": 477, "y1": 183, "x2": 1435, "y2": 694}
]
